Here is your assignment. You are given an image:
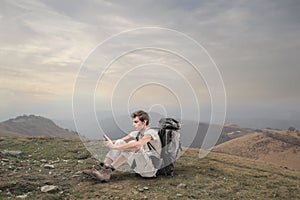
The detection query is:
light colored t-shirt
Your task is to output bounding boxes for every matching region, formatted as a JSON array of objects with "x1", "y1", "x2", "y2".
[{"x1": 129, "y1": 128, "x2": 161, "y2": 156}]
